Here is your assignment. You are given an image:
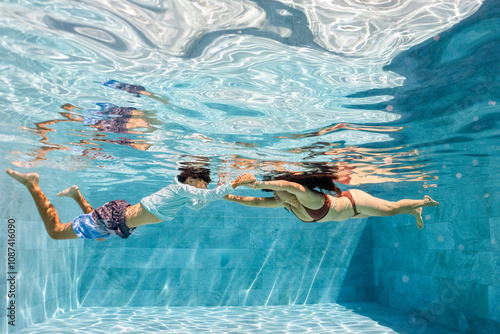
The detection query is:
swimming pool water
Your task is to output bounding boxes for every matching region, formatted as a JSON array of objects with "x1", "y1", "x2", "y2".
[{"x1": 1, "y1": 0, "x2": 499, "y2": 333}]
